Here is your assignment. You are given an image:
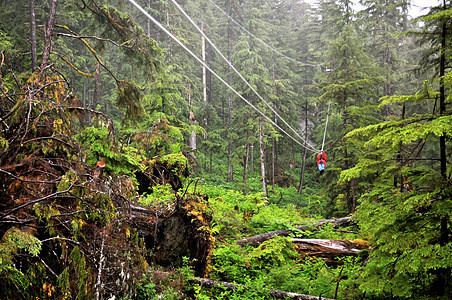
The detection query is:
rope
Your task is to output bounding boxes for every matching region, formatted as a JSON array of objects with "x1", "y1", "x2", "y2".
[
  {"x1": 207, "y1": 0, "x2": 321, "y2": 67},
  {"x1": 321, "y1": 102, "x2": 331, "y2": 152},
  {"x1": 169, "y1": 0, "x2": 319, "y2": 153},
  {"x1": 126, "y1": 0, "x2": 319, "y2": 153}
]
